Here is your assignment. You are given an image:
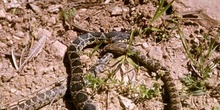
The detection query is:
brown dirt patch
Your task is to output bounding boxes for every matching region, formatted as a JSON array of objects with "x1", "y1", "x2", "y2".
[{"x1": 0, "y1": 0, "x2": 219, "y2": 110}]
